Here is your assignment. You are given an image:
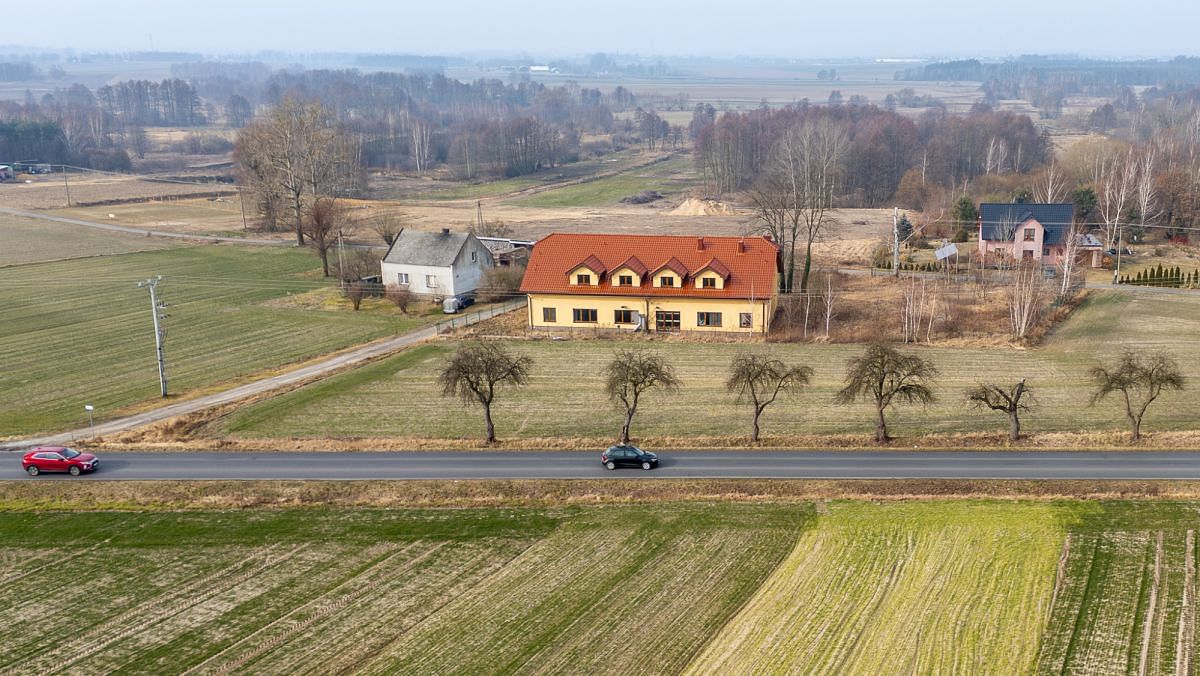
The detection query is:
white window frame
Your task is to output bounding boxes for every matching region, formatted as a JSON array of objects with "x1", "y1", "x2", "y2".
[
  {"x1": 397, "y1": 272, "x2": 410, "y2": 285},
  {"x1": 426, "y1": 274, "x2": 438, "y2": 288}
]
